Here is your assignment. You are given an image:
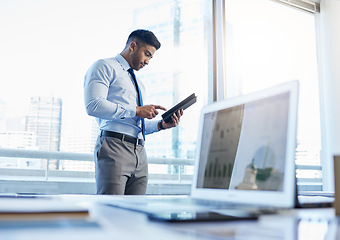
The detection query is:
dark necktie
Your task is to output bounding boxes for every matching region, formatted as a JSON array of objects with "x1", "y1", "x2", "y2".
[{"x1": 128, "y1": 68, "x2": 145, "y2": 140}]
